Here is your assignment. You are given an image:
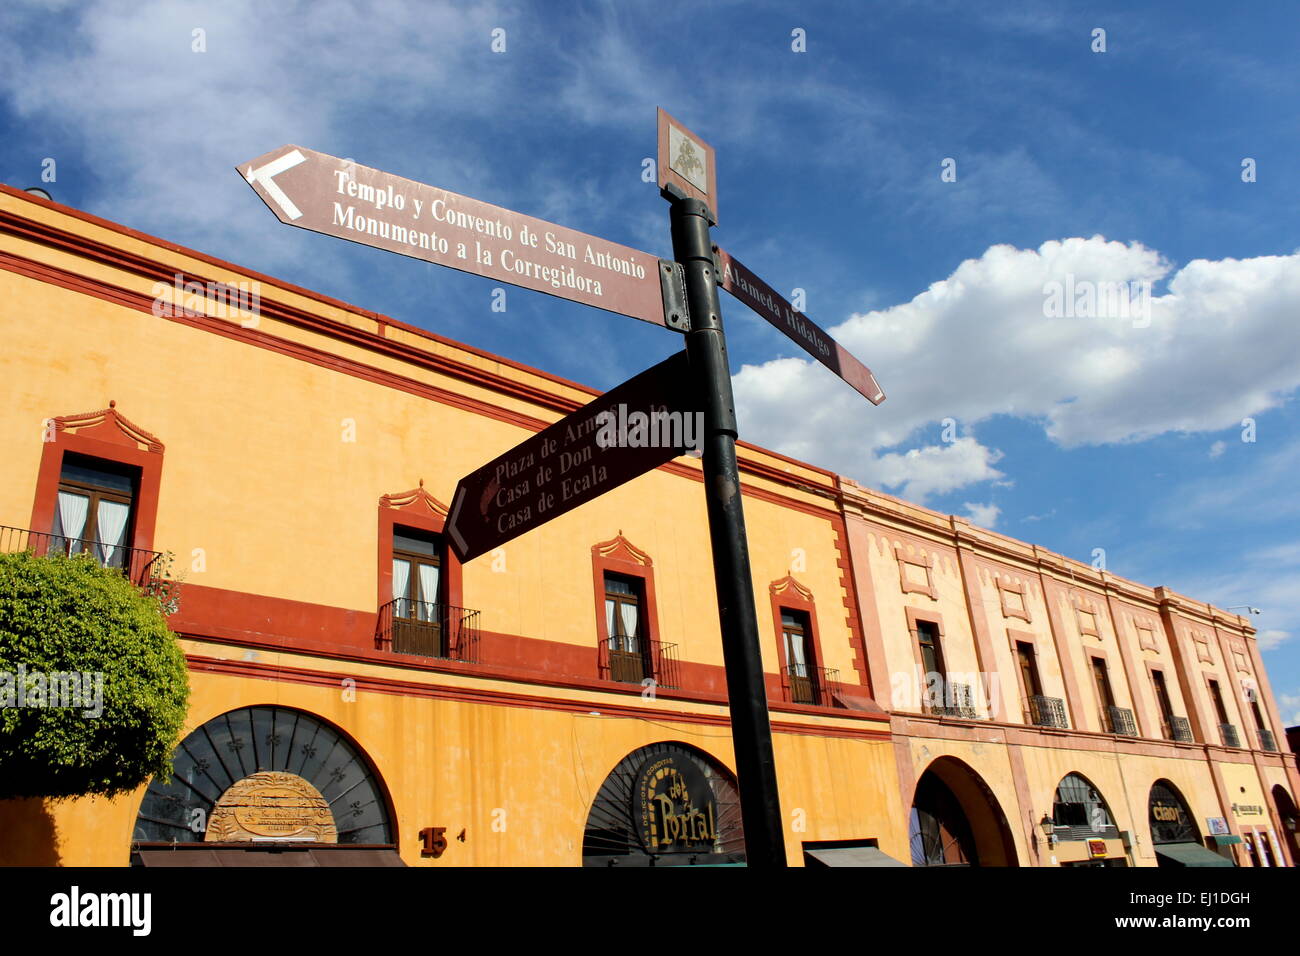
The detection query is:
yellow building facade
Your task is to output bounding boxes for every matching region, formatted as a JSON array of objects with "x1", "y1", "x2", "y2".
[{"x1": 0, "y1": 183, "x2": 1294, "y2": 866}]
